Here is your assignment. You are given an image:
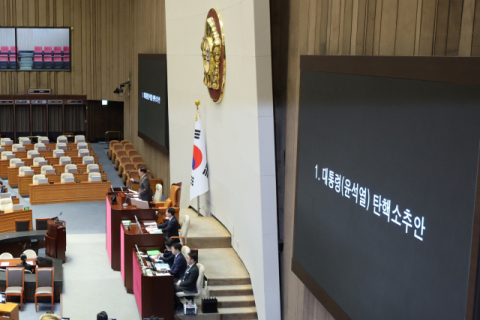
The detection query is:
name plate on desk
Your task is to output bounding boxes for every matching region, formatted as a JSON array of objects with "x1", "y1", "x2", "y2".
[
  {"x1": 90, "y1": 176, "x2": 101, "y2": 182},
  {"x1": 13, "y1": 204, "x2": 24, "y2": 211},
  {"x1": 23, "y1": 170, "x2": 34, "y2": 176},
  {"x1": 14, "y1": 162, "x2": 25, "y2": 167},
  {"x1": 0, "y1": 193, "x2": 10, "y2": 199},
  {"x1": 29, "y1": 152, "x2": 40, "y2": 158},
  {"x1": 63, "y1": 177, "x2": 75, "y2": 183},
  {"x1": 37, "y1": 160, "x2": 48, "y2": 166},
  {"x1": 37, "y1": 178, "x2": 48, "y2": 184},
  {"x1": 38, "y1": 140, "x2": 48, "y2": 145},
  {"x1": 84, "y1": 159, "x2": 94, "y2": 165},
  {"x1": 0, "y1": 147, "x2": 4, "y2": 152},
  {"x1": 5, "y1": 154, "x2": 14, "y2": 159},
  {"x1": 14, "y1": 146, "x2": 25, "y2": 151},
  {"x1": 2, "y1": 140, "x2": 13, "y2": 146},
  {"x1": 67, "y1": 168, "x2": 77, "y2": 174},
  {"x1": 44, "y1": 169, "x2": 55, "y2": 174}
]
